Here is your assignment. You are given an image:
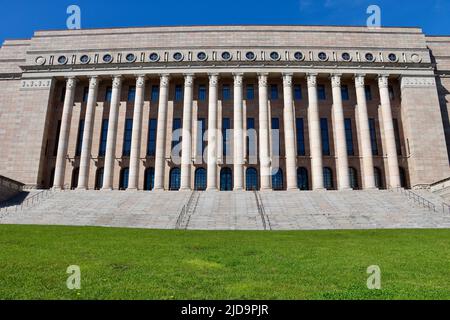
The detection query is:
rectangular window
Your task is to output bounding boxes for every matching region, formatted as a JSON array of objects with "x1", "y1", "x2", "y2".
[
  {"x1": 175, "y1": 85, "x2": 183, "y2": 101},
  {"x1": 197, "y1": 118, "x2": 206, "y2": 156},
  {"x1": 53, "y1": 120, "x2": 61, "y2": 156},
  {"x1": 344, "y1": 119, "x2": 354, "y2": 156},
  {"x1": 147, "y1": 119, "x2": 157, "y2": 156},
  {"x1": 60, "y1": 87, "x2": 66, "y2": 102},
  {"x1": 393, "y1": 118, "x2": 402, "y2": 156},
  {"x1": 318, "y1": 85, "x2": 326, "y2": 100},
  {"x1": 98, "y1": 119, "x2": 109, "y2": 157},
  {"x1": 294, "y1": 85, "x2": 302, "y2": 100},
  {"x1": 105, "y1": 87, "x2": 112, "y2": 102},
  {"x1": 246, "y1": 85, "x2": 254, "y2": 100},
  {"x1": 270, "y1": 84, "x2": 279, "y2": 100},
  {"x1": 172, "y1": 118, "x2": 182, "y2": 149},
  {"x1": 122, "y1": 119, "x2": 133, "y2": 157},
  {"x1": 222, "y1": 118, "x2": 231, "y2": 157},
  {"x1": 247, "y1": 118, "x2": 255, "y2": 158},
  {"x1": 369, "y1": 118, "x2": 379, "y2": 156},
  {"x1": 222, "y1": 85, "x2": 231, "y2": 101},
  {"x1": 389, "y1": 85, "x2": 395, "y2": 100},
  {"x1": 82, "y1": 87, "x2": 89, "y2": 103},
  {"x1": 75, "y1": 120, "x2": 85, "y2": 157},
  {"x1": 296, "y1": 118, "x2": 306, "y2": 156},
  {"x1": 341, "y1": 85, "x2": 349, "y2": 101},
  {"x1": 151, "y1": 85, "x2": 159, "y2": 101},
  {"x1": 320, "y1": 118, "x2": 330, "y2": 156},
  {"x1": 365, "y1": 85, "x2": 372, "y2": 101},
  {"x1": 128, "y1": 86, "x2": 136, "y2": 102},
  {"x1": 198, "y1": 85, "x2": 207, "y2": 101}
]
